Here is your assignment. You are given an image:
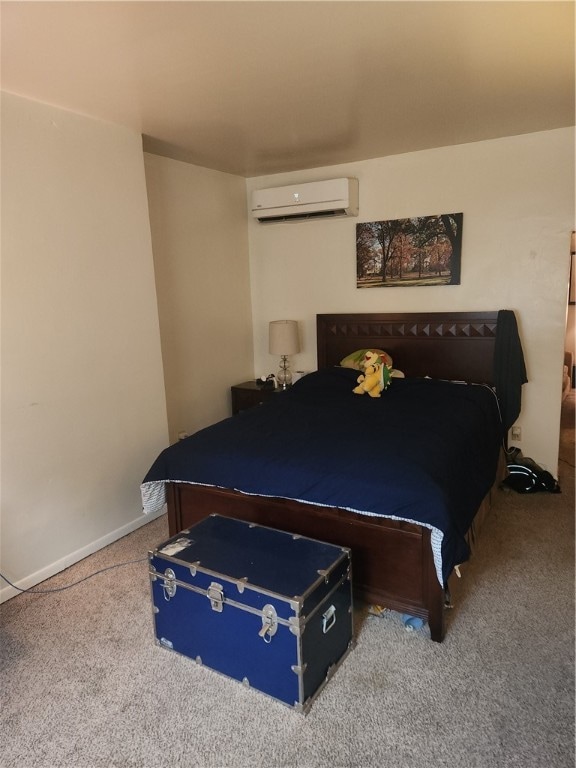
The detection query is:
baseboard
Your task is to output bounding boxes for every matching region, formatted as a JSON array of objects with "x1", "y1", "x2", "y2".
[{"x1": 0, "y1": 508, "x2": 166, "y2": 604}]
